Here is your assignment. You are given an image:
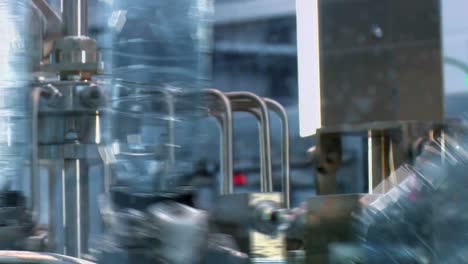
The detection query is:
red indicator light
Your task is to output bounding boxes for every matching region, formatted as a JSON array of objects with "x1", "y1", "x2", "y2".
[{"x1": 233, "y1": 172, "x2": 247, "y2": 186}]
